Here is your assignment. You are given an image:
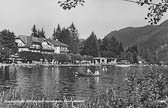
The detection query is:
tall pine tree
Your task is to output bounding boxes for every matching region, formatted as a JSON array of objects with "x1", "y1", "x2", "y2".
[
  {"x1": 52, "y1": 28, "x2": 56, "y2": 40},
  {"x1": 38, "y1": 28, "x2": 45, "y2": 38},
  {"x1": 59, "y1": 27, "x2": 71, "y2": 45},
  {"x1": 100, "y1": 37, "x2": 123, "y2": 57},
  {"x1": 81, "y1": 32, "x2": 100, "y2": 57},
  {"x1": 31, "y1": 24, "x2": 38, "y2": 37},
  {"x1": 69, "y1": 23, "x2": 79, "y2": 54},
  {"x1": 53, "y1": 23, "x2": 80, "y2": 54},
  {"x1": 52, "y1": 24, "x2": 61, "y2": 40}
]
